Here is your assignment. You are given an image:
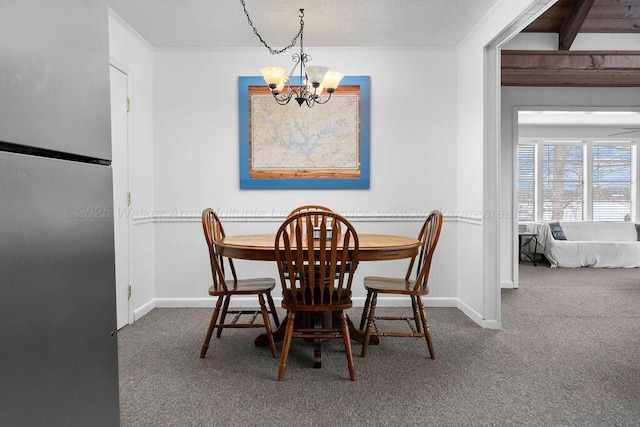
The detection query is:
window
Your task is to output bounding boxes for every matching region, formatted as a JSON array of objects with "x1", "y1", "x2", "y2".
[
  {"x1": 592, "y1": 145, "x2": 632, "y2": 221},
  {"x1": 517, "y1": 145, "x2": 534, "y2": 221},
  {"x1": 542, "y1": 144, "x2": 583, "y2": 221},
  {"x1": 517, "y1": 140, "x2": 637, "y2": 222}
]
